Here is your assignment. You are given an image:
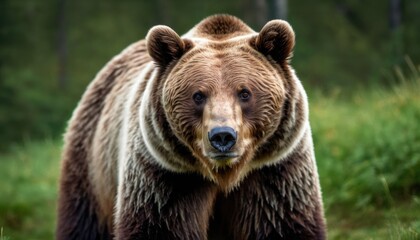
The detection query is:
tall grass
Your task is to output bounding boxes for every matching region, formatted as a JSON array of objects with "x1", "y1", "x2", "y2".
[
  {"x1": 382, "y1": 177, "x2": 420, "y2": 240},
  {"x1": 1, "y1": 227, "x2": 9, "y2": 240},
  {"x1": 309, "y1": 62, "x2": 420, "y2": 239},
  {"x1": 311, "y1": 73, "x2": 420, "y2": 209},
  {"x1": 0, "y1": 139, "x2": 61, "y2": 240}
]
